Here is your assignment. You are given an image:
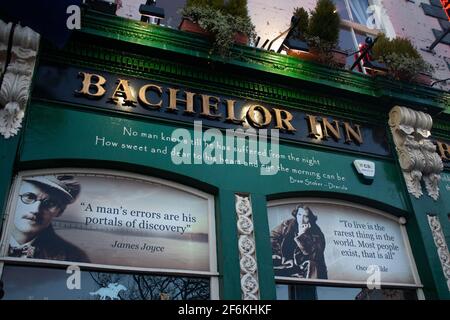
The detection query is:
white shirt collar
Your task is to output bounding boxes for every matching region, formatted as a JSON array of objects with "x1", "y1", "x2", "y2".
[{"x1": 10, "y1": 236, "x2": 36, "y2": 248}]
